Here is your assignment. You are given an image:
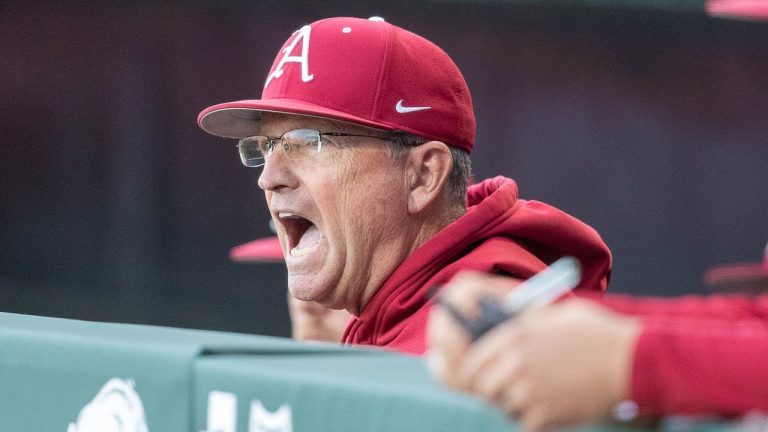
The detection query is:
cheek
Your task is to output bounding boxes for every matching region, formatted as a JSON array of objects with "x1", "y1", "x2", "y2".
[
  {"x1": 314, "y1": 157, "x2": 365, "y2": 229},
  {"x1": 317, "y1": 151, "x2": 406, "y2": 242},
  {"x1": 345, "y1": 178, "x2": 406, "y2": 243}
]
